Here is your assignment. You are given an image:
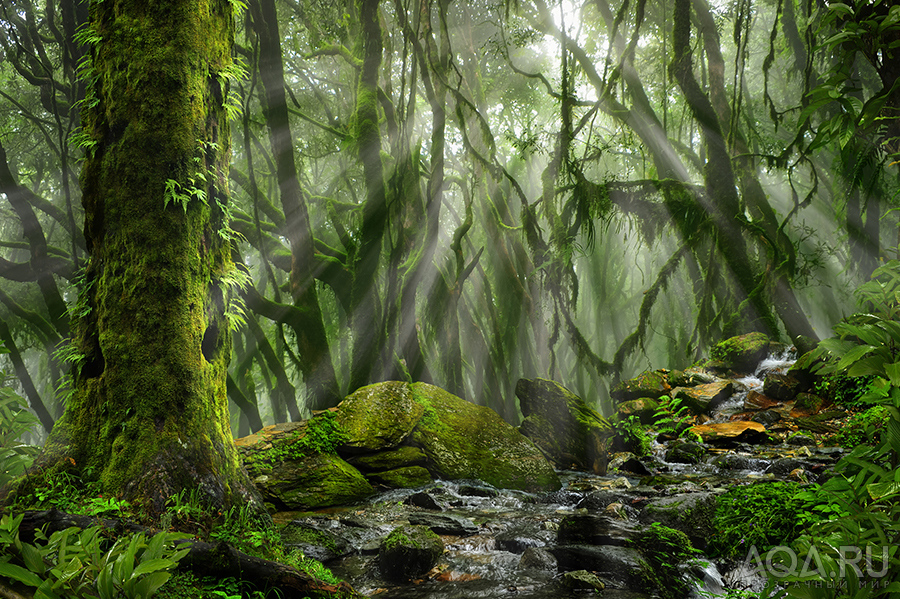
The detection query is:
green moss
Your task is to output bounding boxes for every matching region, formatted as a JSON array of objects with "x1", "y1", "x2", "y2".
[
  {"x1": 383, "y1": 529, "x2": 417, "y2": 550},
  {"x1": 632, "y1": 523, "x2": 699, "y2": 599}
]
